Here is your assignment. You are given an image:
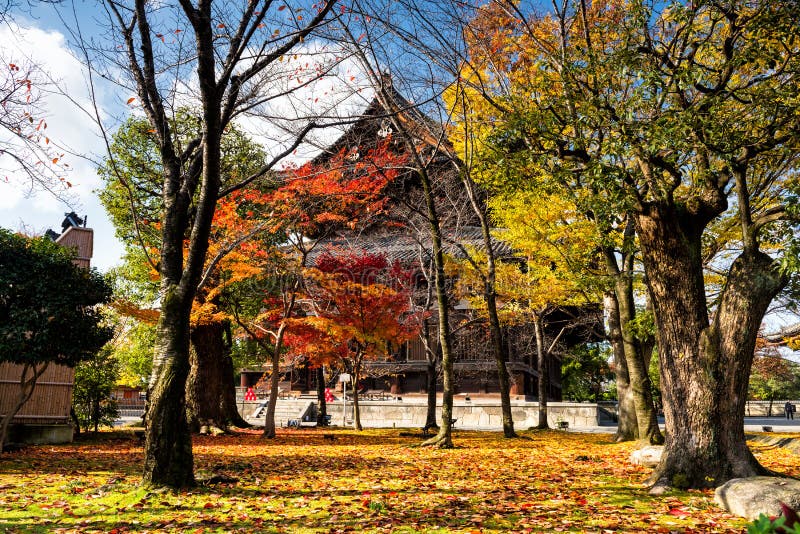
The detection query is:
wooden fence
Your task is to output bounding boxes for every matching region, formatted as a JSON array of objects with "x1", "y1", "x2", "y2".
[
  {"x1": 0, "y1": 225, "x2": 94, "y2": 428},
  {"x1": 0, "y1": 363, "x2": 75, "y2": 424}
]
